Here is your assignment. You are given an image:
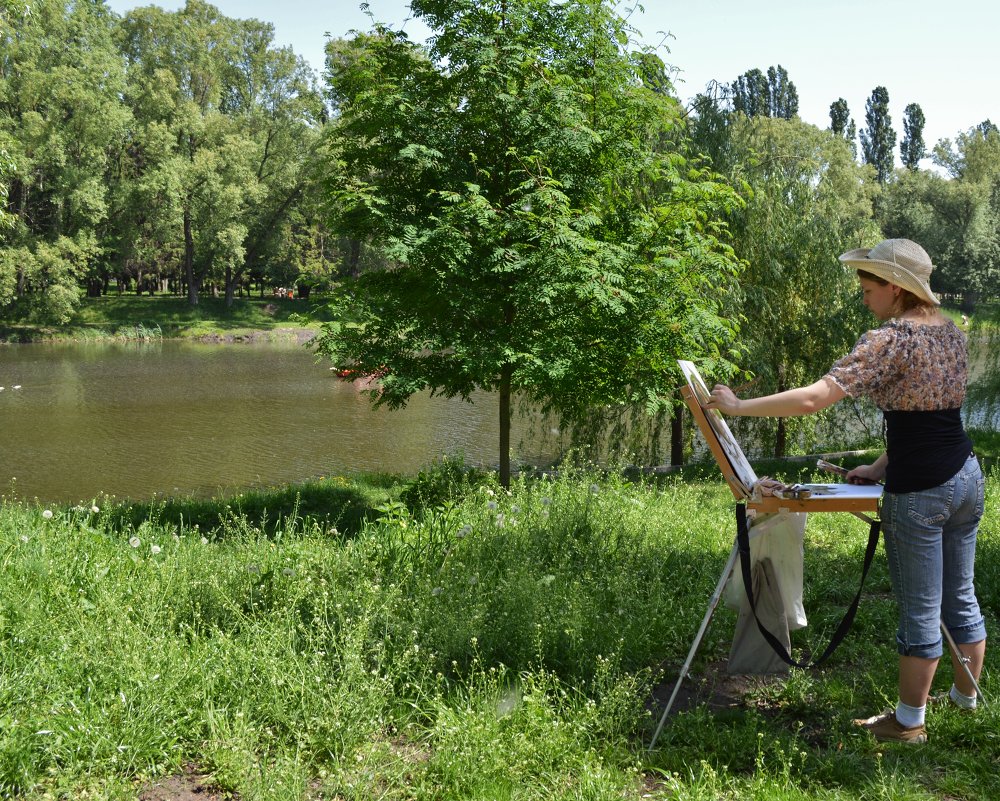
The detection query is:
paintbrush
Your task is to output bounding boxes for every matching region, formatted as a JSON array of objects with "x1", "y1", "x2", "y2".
[{"x1": 816, "y1": 458, "x2": 882, "y2": 485}]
